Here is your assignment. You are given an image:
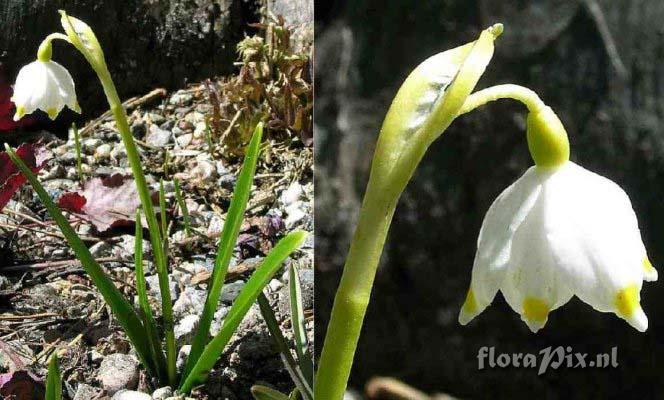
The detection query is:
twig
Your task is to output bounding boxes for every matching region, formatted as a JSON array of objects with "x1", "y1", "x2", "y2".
[
  {"x1": 0, "y1": 312, "x2": 58, "y2": 321},
  {"x1": 3, "y1": 256, "x2": 122, "y2": 273}
]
